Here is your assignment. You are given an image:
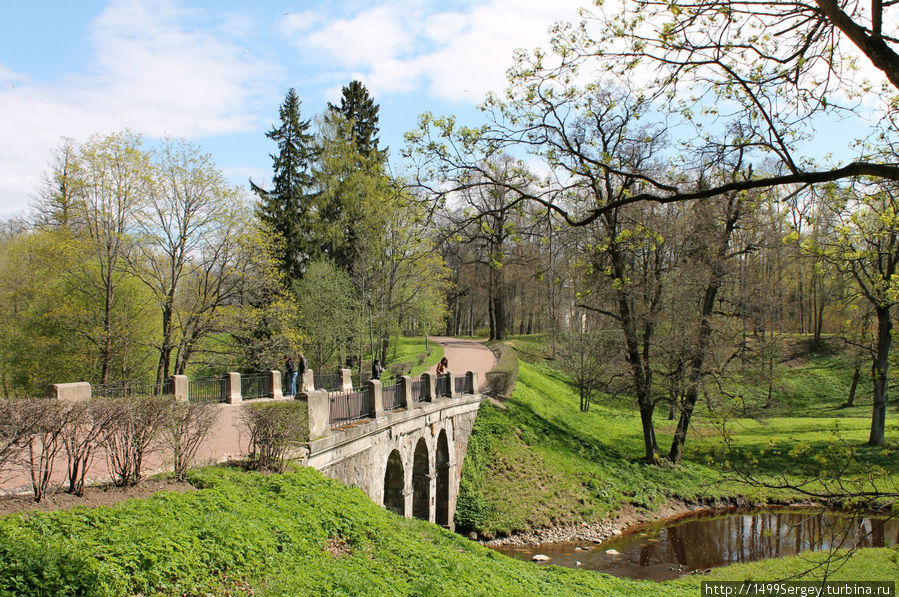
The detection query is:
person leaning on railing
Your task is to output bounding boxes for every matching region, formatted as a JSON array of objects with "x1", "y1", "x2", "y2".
[{"x1": 436, "y1": 356, "x2": 448, "y2": 376}]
